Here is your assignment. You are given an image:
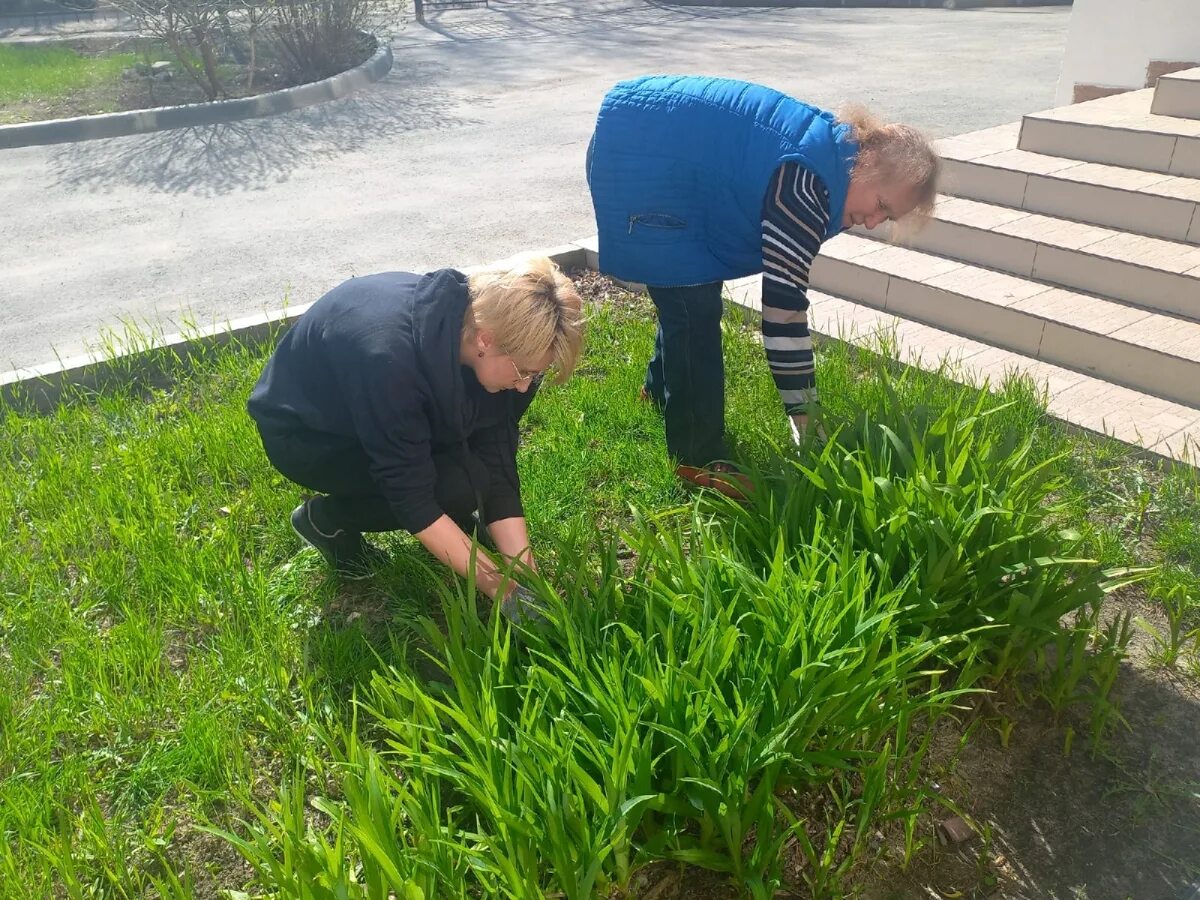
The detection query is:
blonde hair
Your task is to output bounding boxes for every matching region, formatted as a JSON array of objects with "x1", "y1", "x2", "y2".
[
  {"x1": 839, "y1": 104, "x2": 940, "y2": 222},
  {"x1": 466, "y1": 256, "x2": 584, "y2": 384}
]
